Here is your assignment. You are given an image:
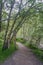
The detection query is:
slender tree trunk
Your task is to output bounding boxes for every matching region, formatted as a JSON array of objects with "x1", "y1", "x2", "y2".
[
  {"x1": 2, "y1": 37, "x2": 11, "y2": 51},
  {"x1": 6, "y1": 1, "x2": 22, "y2": 40},
  {"x1": 2, "y1": 1, "x2": 35, "y2": 51},
  {"x1": 14, "y1": 31, "x2": 16, "y2": 49},
  {"x1": 0, "y1": 0, "x2": 2, "y2": 32},
  {"x1": 2, "y1": 40, "x2": 8, "y2": 51},
  {"x1": 7, "y1": 0, "x2": 34, "y2": 42},
  {"x1": 2, "y1": 0, "x2": 15, "y2": 51},
  {"x1": 36, "y1": 36, "x2": 41, "y2": 47}
]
